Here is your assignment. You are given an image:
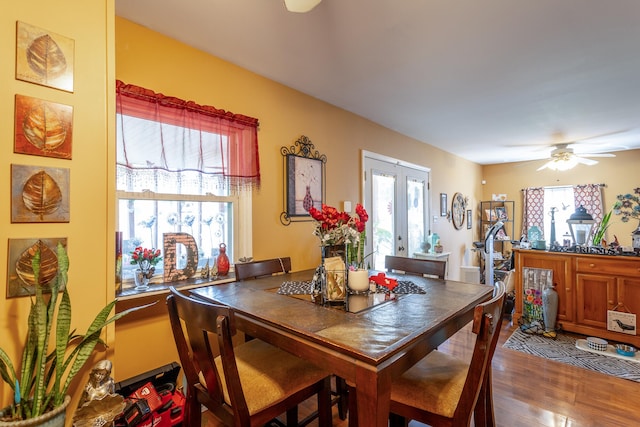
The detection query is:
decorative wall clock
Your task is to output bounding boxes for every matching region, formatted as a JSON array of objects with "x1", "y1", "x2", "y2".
[{"x1": 451, "y1": 192, "x2": 466, "y2": 230}]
